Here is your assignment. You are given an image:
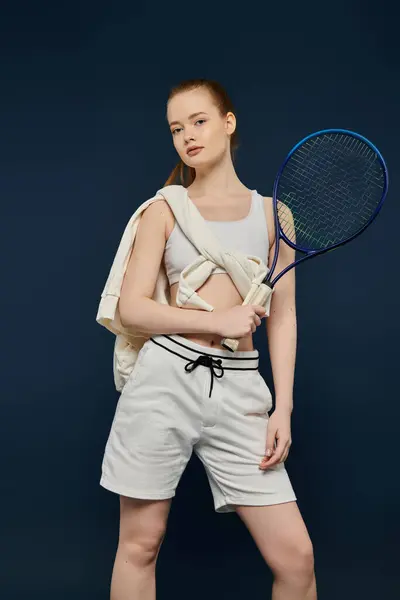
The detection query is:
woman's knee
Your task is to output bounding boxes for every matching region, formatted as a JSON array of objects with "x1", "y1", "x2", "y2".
[
  {"x1": 118, "y1": 497, "x2": 171, "y2": 566},
  {"x1": 273, "y1": 538, "x2": 315, "y2": 583},
  {"x1": 118, "y1": 533, "x2": 165, "y2": 567}
]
